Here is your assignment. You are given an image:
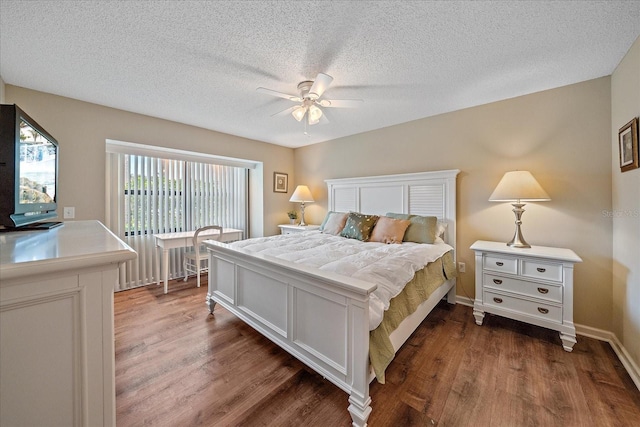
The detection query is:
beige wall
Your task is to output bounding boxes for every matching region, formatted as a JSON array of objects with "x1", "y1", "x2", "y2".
[
  {"x1": 611, "y1": 36, "x2": 640, "y2": 368},
  {"x1": 5, "y1": 85, "x2": 295, "y2": 237},
  {"x1": 295, "y1": 77, "x2": 613, "y2": 330},
  {"x1": 3, "y1": 73, "x2": 625, "y2": 334}
]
